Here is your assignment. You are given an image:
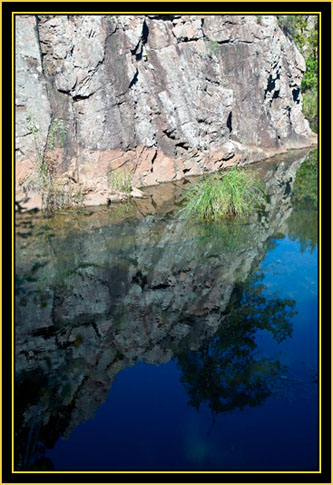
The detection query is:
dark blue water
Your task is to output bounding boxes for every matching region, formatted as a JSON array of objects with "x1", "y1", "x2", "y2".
[
  {"x1": 44, "y1": 236, "x2": 318, "y2": 471},
  {"x1": 15, "y1": 149, "x2": 319, "y2": 472}
]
